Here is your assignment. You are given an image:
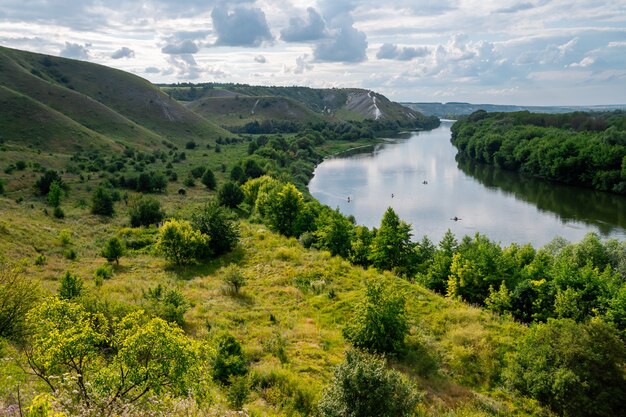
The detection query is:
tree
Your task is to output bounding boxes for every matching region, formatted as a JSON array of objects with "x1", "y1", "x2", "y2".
[
  {"x1": 220, "y1": 265, "x2": 246, "y2": 295},
  {"x1": 505, "y1": 319, "x2": 626, "y2": 417},
  {"x1": 47, "y1": 181, "x2": 63, "y2": 207},
  {"x1": 191, "y1": 200, "x2": 239, "y2": 257},
  {"x1": 143, "y1": 284, "x2": 189, "y2": 326},
  {"x1": 91, "y1": 187, "x2": 114, "y2": 216},
  {"x1": 343, "y1": 280, "x2": 408, "y2": 355},
  {"x1": 315, "y1": 208, "x2": 354, "y2": 258},
  {"x1": 369, "y1": 207, "x2": 416, "y2": 277},
  {"x1": 217, "y1": 181, "x2": 244, "y2": 208},
  {"x1": 102, "y1": 236, "x2": 125, "y2": 264},
  {"x1": 318, "y1": 349, "x2": 419, "y2": 417},
  {"x1": 156, "y1": 219, "x2": 209, "y2": 266},
  {"x1": 266, "y1": 183, "x2": 304, "y2": 237},
  {"x1": 128, "y1": 196, "x2": 164, "y2": 227},
  {"x1": 58, "y1": 271, "x2": 83, "y2": 300},
  {"x1": 212, "y1": 332, "x2": 248, "y2": 385},
  {"x1": 201, "y1": 168, "x2": 217, "y2": 190},
  {"x1": 35, "y1": 170, "x2": 65, "y2": 196}
]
